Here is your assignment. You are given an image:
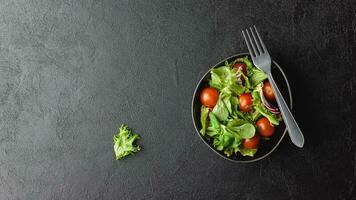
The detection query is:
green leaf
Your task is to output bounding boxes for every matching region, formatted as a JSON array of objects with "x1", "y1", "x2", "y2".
[
  {"x1": 252, "y1": 87, "x2": 281, "y2": 125},
  {"x1": 235, "y1": 56, "x2": 267, "y2": 86},
  {"x1": 226, "y1": 118, "x2": 246, "y2": 127},
  {"x1": 229, "y1": 82, "x2": 245, "y2": 95},
  {"x1": 241, "y1": 73, "x2": 252, "y2": 90},
  {"x1": 228, "y1": 123, "x2": 256, "y2": 139},
  {"x1": 234, "y1": 109, "x2": 250, "y2": 121},
  {"x1": 237, "y1": 148, "x2": 257, "y2": 157},
  {"x1": 230, "y1": 94, "x2": 238, "y2": 111},
  {"x1": 206, "y1": 126, "x2": 219, "y2": 137},
  {"x1": 209, "y1": 66, "x2": 245, "y2": 95},
  {"x1": 220, "y1": 132, "x2": 234, "y2": 147},
  {"x1": 212, "y1": 125, "x2": 242, "y2": 157},
  {"x1": 212, "y1": 92, "x2": 230, "y2": 122},
  {"x1": 209, "y1": 112, "x2": 220, "y2": 130},
  {"x1": 224, "y1": 60, "x2": 232, "y2": 68},
  {"x1": 199, "y1": 106, "x2": 210, "y2": 135},
  {"x1": 113, "y1": 125, "x2": 141, "y2": 160},
  {"x1": 209, "y1": 67, "x2": 231, "y2": 90},
  {"x1": 250, "y1": 68, "x2": 267, "y2": 86},
  {"x1": 220, "y1": 88, "x2": 233, "y2": 114},
  {"x1": 255, "y1": 103, "x2": 280, "y2": 125},
  {"x1": 235, "y1": 56, "x2": 254, "y2": 71},
  {"x1": 213, "y1": 138, "x2": 224, "y2": 151},
  {"x1": 250, "y1": 109, "x2": 262, "y2": 122}
]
